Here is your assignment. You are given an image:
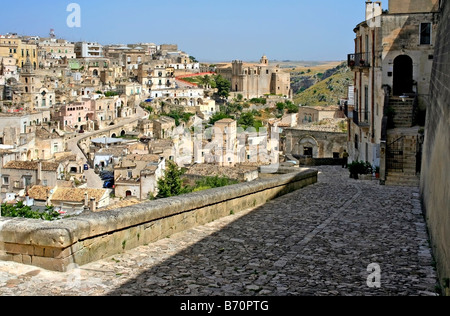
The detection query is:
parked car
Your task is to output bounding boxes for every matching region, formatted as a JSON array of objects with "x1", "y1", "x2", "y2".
[
  {"x1": 103, "y1": 180, "x2": 114, "y2": 189},
  {"x1": 101, "y1": 172, "x2": 114, "y2": 180}
]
